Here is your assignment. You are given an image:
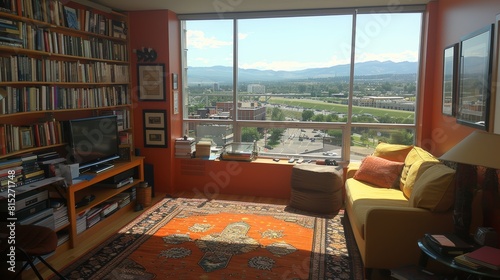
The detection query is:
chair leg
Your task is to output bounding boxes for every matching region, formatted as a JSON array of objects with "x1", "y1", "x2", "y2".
[
  {"x1": 37, "y1": 256, "x2": 68, "y2": 280},
  {"x1": 25, "y1": 257, "x2": 44, "y2": 280}
]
